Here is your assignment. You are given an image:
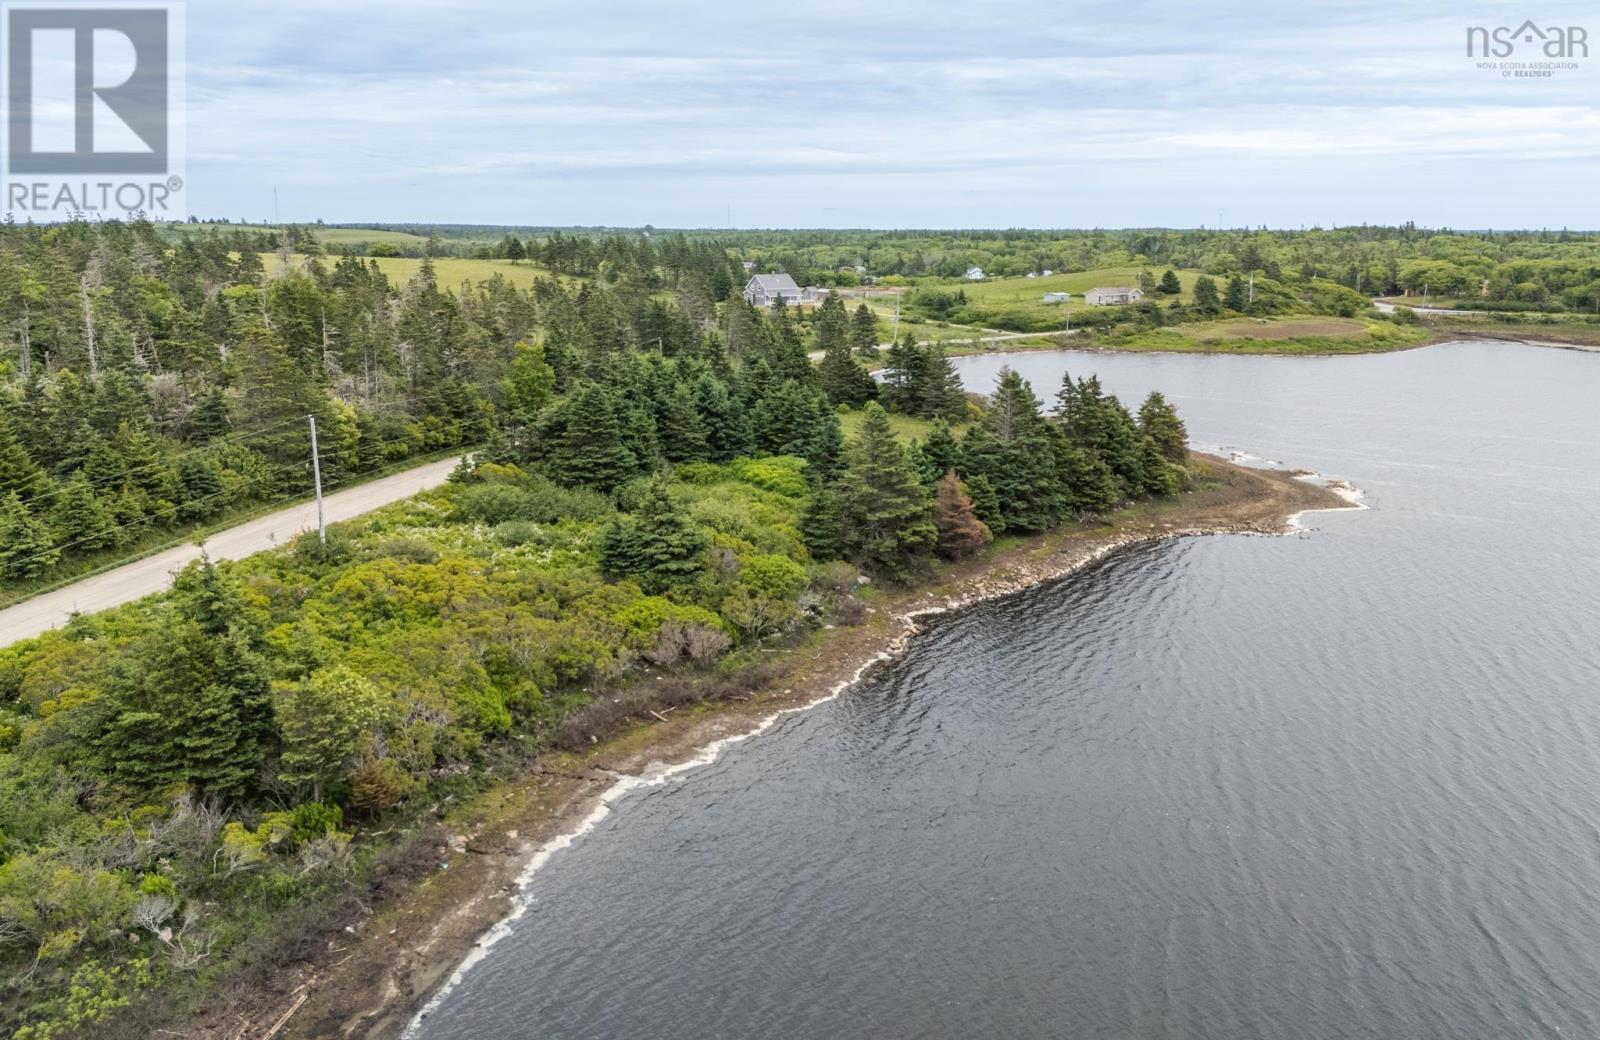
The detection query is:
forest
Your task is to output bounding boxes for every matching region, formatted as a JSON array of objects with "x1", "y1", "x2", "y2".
[{"x1": 0, "y1": 217, "x2": 1195, "y2": 1038}]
